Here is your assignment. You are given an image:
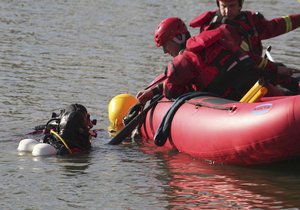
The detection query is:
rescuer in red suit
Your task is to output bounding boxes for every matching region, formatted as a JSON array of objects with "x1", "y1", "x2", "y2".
[
  {"x1": 137, "y1": 17, "x2": 264, "y2": 102},
  {"x1": 189, "y1": 0, "x2": 300, "y2": 94}
]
